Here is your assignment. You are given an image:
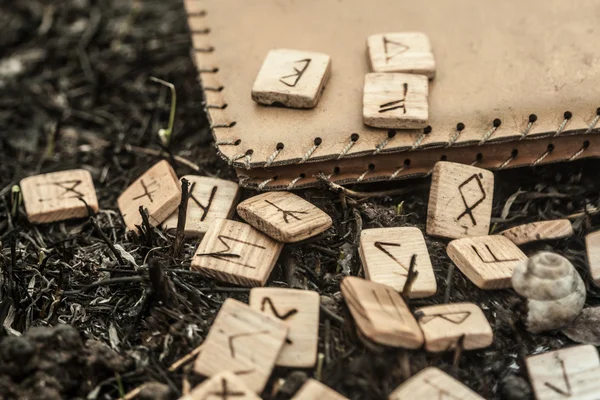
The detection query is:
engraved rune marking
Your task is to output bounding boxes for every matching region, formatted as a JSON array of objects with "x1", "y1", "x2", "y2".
[
  {"x1": 383, "y1": 36, "x2": 409, "y2": 62},
  {"x1": 226, "y1": 329, "x2": 270, "y2": 358},
  {"x1": 39, "y1": 180, "x2": 85, "y2": 201},
  {"x1": 423, "y1": 378, "x2": 463, "y2": 400},
  {"x1": 279, "y1": 58, "x2": 311, "y2": 87},
  {"x1": 418, "y1": 311, "x2": 472, "y2": 325},
  {"x1": 196, "y1": 235, "x2": 266, "y2": 269},
  {"x1": 372, "y1": 288, "x2": 404, "y2": 323},
  {"x1": 132, "y1": 179, "x2": 158, "y2": 203},
  {"x1": 261, "y1": 297, "x2": 298, "y2": 344},
  {"x1": 374, "y1": 241, "x2": 409, "y2": 275},
  {"x1": 189, "y1": 183, "x2": 218, "y2": 221},
  {"x1": 472, "y1": 244, "x2": 519, "y2": 264},
  {"x1": 544, "y1": 358, "x2": 572, "y2": 397},
  {"x1": 456, "y1": 173, "x2": 487, "y2": 226},
  {"x1": 264, "y1": 199, "x2": 308, "y2": 223},
  {"x1": 207, "y1": 378, "x2": 245, "y2": 399},
  {"x1": 378, "y1": 83, "x2": 408, "y2": 114}
]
